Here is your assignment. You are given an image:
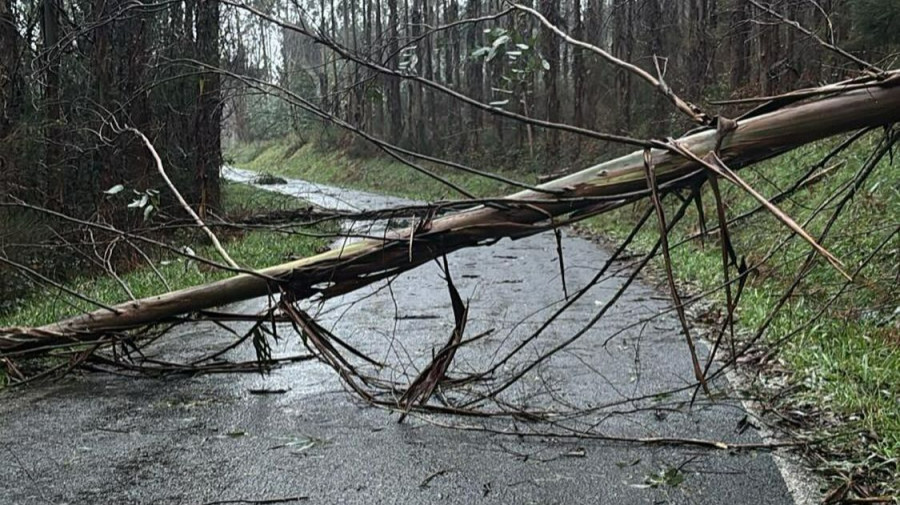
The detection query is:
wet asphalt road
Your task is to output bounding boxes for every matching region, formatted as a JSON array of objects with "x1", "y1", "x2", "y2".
[{"x1": 0, "y1": 172, "x2": 802, "y2": 504}]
